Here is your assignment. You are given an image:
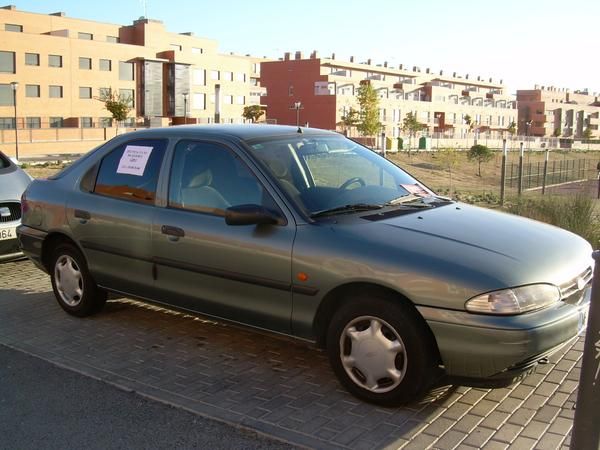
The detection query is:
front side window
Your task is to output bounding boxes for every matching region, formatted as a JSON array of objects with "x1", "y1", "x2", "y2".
[
  {"x1": 248, "y1": 135, "x2": 422, "y2": 216},
  {"x1": 94, "y1": 139, "x2": 167, "y2": 204},
  {"x1": 168, "y1": 140, "x2": 271, "y2": 216}
]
